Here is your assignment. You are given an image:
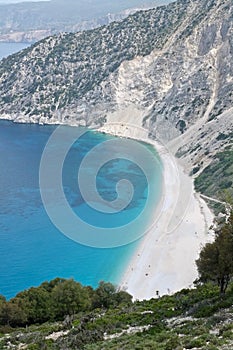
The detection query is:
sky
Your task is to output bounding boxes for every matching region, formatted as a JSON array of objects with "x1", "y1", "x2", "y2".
[
  {"x1": 0, "y1": 0, "x2": 171, "y2": 6},
  {"x1": 0, "y1": 0, "x2": 49, "y2": 3}
]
